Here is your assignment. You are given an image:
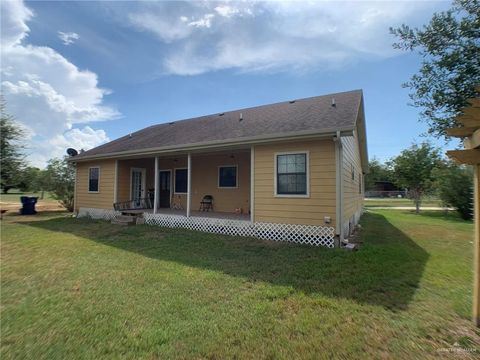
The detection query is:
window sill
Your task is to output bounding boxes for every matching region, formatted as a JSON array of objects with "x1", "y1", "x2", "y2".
[{"x1": 274, "y1": 194, "x2": 310, "y2": 198}]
